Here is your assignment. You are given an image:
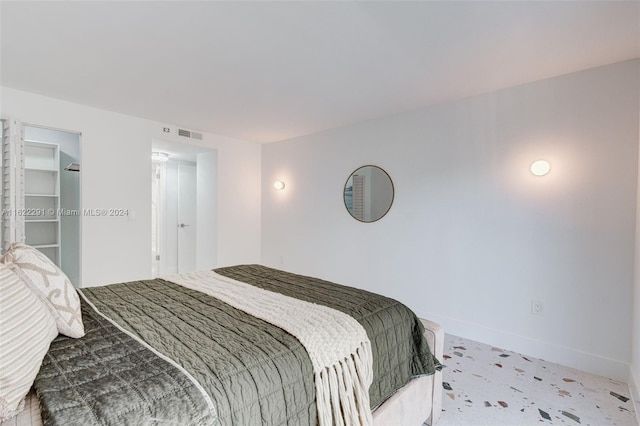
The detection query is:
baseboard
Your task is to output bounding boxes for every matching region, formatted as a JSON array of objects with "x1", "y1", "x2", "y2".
[
  {"x1": 418, "y1": 310, "x2": 630, "y2": 382},
  {"x1": 629, "y1": 365, "x2": 640, "y2": 425}
]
